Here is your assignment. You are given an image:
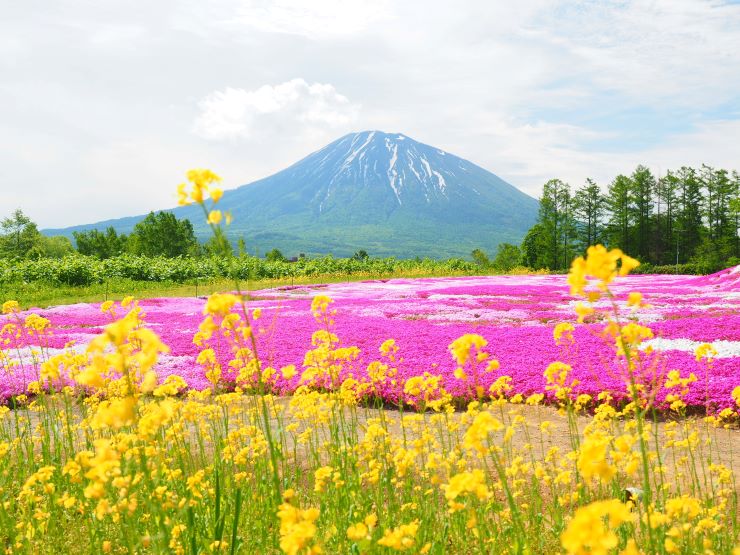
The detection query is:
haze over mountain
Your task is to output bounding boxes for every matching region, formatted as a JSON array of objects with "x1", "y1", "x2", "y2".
[{"x1": 46, "y1": 131, "x2": 539, "y2": 258}]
